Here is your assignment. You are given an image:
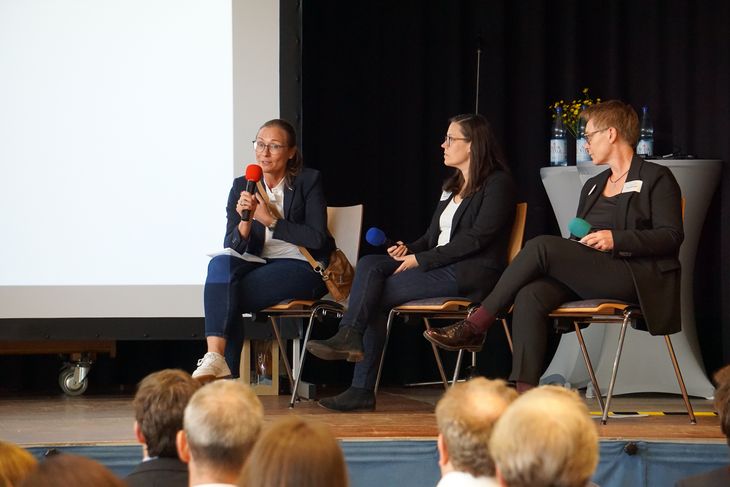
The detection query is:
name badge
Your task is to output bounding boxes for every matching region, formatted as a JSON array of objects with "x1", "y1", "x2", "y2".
[
  {"x1": 622, "y1": 180, "x2": 643, "y2": 193},
  {"x1": 440, "y1": 190, "x2": 452, "y2": 201}
]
